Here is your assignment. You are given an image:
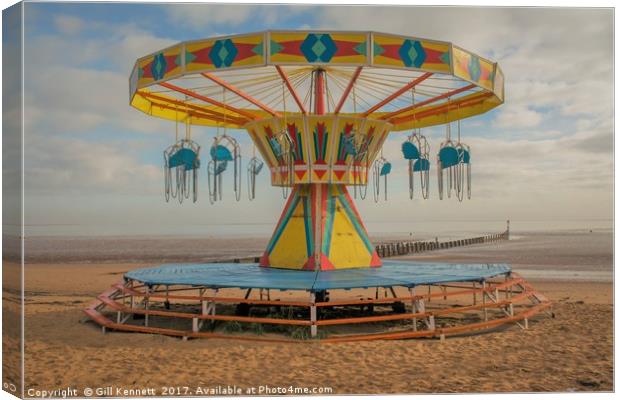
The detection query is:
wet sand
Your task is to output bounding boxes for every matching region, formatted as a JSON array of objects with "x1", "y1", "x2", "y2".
[{"x1": 3, "y1": 230, "x2": 613, "y2": 394}]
